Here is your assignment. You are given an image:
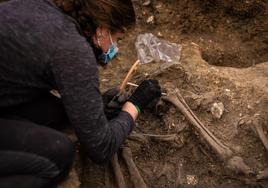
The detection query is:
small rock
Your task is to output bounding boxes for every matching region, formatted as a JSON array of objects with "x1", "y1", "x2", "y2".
[
  {"x1": 232, "y1": 145, "x2": 242, "y2": 153},
  {"x1": 142, "y1": 0, "x2": 151, "y2": 6},
  {"x1": 238, "y1": 119, "x2": 245, "y2": 126},
  {"x1": 191, "y1": 42, "x2": 199, "y2": 47},
  {"x1": 155, "y1": 4, "x2": 162, "y2": 9},
  {"x1": 146, "y1": 15, "x2": 154, "y2": 24},
  {"x1": 101, "y1": 78, "x2": 109, "y2": 82},
  {"x1": 157, "y1": 32, "x2": 163, "y2": 37},
  {"x1": 247, "y1": 105, "x2": 253, "y2": 110},
  {"x1": 211, "y1": 102, "x2": 224, "y2": 119}
]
